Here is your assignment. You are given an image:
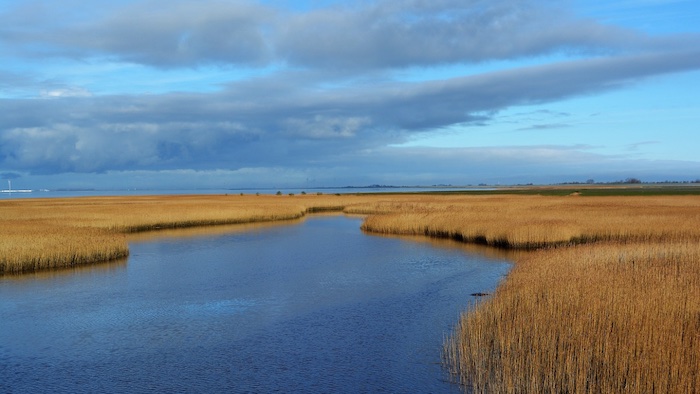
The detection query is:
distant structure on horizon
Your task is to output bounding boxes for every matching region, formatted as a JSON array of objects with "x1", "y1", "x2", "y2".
[{"x1": 0, "y1": 180, "x2": 32, "y2": 193}]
